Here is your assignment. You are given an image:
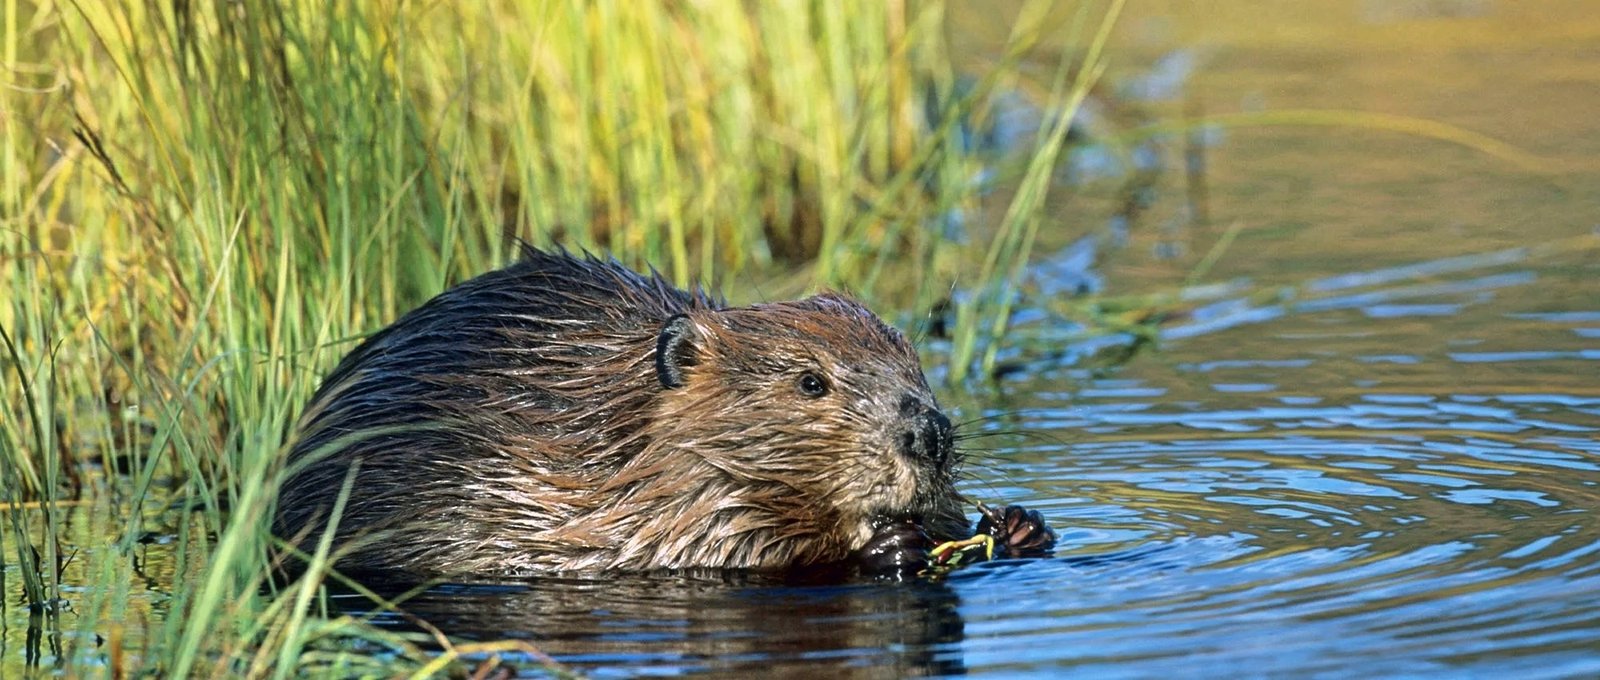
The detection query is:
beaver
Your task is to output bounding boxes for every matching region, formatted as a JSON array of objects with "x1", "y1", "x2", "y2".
[{"x1": 274, "y1": 247, "x2": 1052, "y2": 578}]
